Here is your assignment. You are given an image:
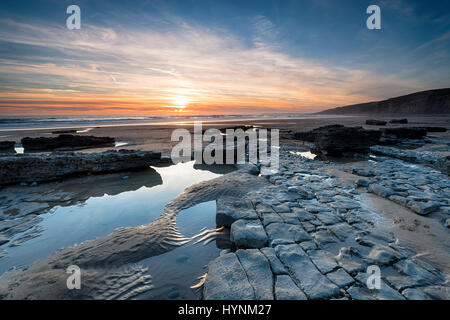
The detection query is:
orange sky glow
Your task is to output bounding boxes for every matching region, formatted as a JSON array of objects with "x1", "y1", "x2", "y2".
[{"x1": 0, "y1": 18, "x2": 429, "y2": 116}]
